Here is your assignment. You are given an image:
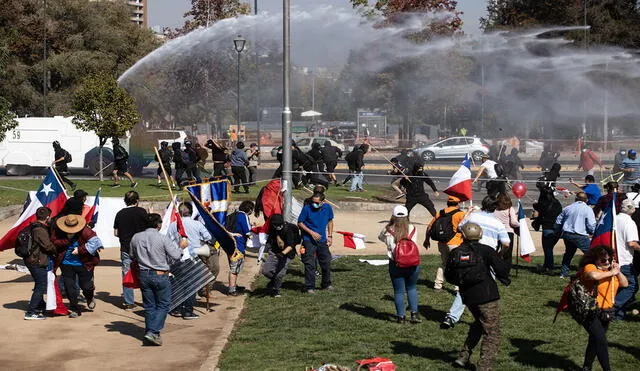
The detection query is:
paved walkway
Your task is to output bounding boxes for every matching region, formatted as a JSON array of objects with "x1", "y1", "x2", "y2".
[{"x1": 0, "y1": 207, "x2": 567, "y2": 370}]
